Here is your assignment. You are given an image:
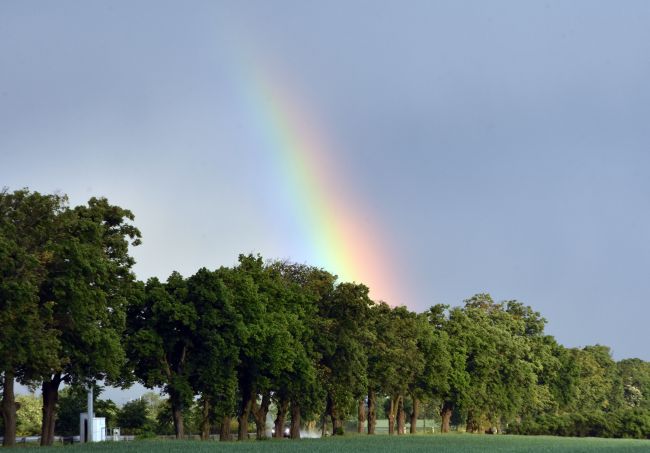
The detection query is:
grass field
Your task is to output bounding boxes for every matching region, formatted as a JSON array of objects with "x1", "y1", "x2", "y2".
[{"x1": 10, "y1": 435, "x2": 650, "y2": 452}]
